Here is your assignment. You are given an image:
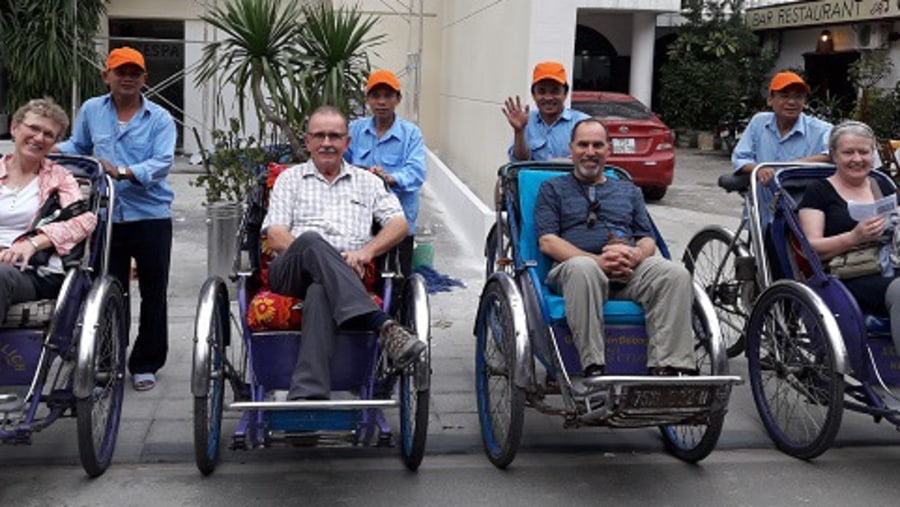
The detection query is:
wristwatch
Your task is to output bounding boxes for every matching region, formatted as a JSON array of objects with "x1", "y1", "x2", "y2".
[{"x1": 117, "y1": 167, "x2": 128, "y2": 180}]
